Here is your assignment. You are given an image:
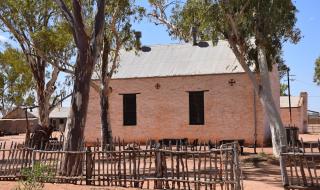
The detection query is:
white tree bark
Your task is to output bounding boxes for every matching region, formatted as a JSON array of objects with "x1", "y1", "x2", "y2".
[{"x1": 257, "y1": 47, "x2": 287, "y2": 157}]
